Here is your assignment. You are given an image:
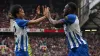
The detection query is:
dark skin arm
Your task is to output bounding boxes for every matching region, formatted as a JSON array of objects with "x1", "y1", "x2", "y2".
[
  {"x1": 48, "y1": 17, "x2": 64, "y2": 25},
  {"x1": 46, "y1": 7, "x2": 67, "y2": 25}
]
